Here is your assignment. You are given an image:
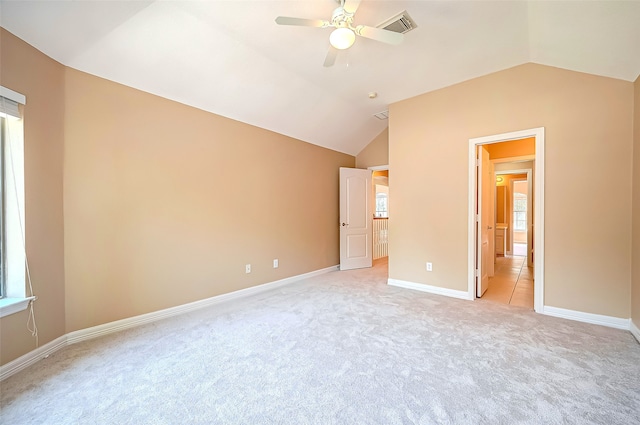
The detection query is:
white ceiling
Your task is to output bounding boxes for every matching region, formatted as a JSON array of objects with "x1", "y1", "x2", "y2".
[{"x1": 2, "y1": 1, "x2": 639, "y2": 155}]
